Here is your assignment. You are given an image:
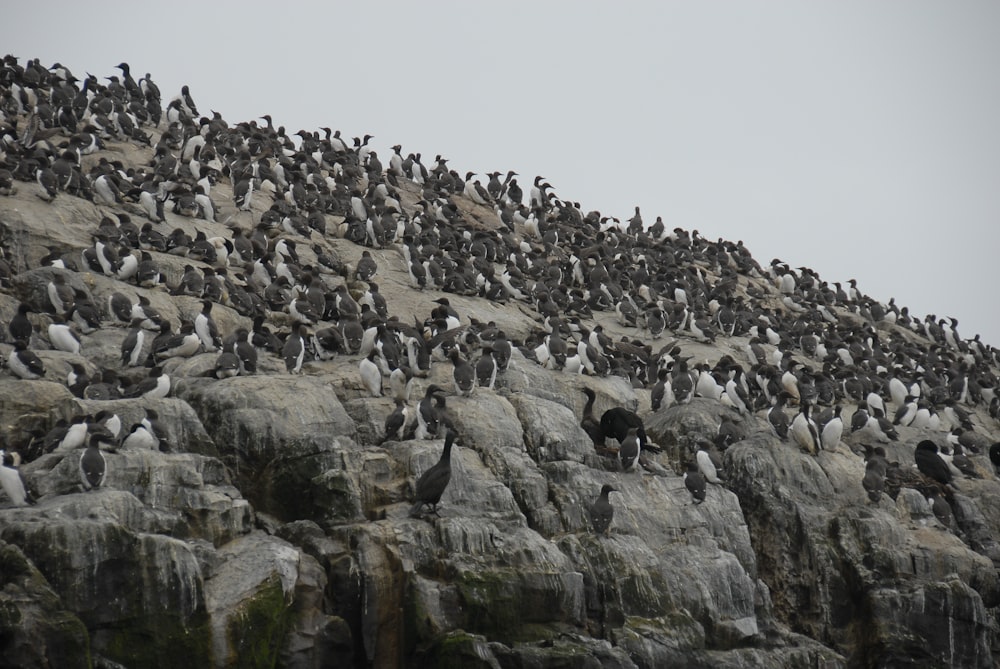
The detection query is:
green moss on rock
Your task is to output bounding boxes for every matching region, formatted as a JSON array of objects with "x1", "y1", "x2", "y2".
[{"x1": 225, "y1": 576, "x2": 291, "y2": 669}]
